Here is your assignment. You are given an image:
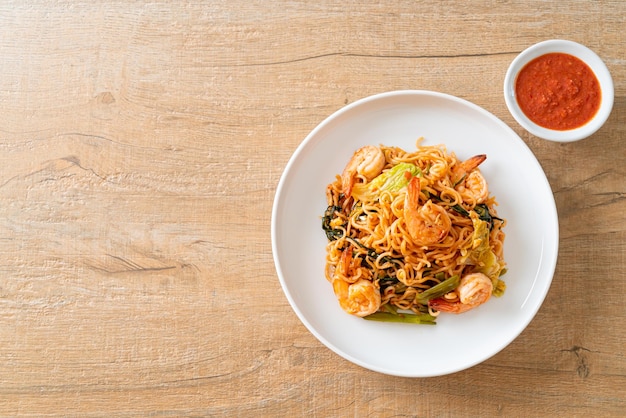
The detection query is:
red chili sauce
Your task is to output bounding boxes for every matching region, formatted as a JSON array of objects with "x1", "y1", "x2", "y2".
[{"x1": 515, "y1": 52, "x2": 601, "y2": 130}]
